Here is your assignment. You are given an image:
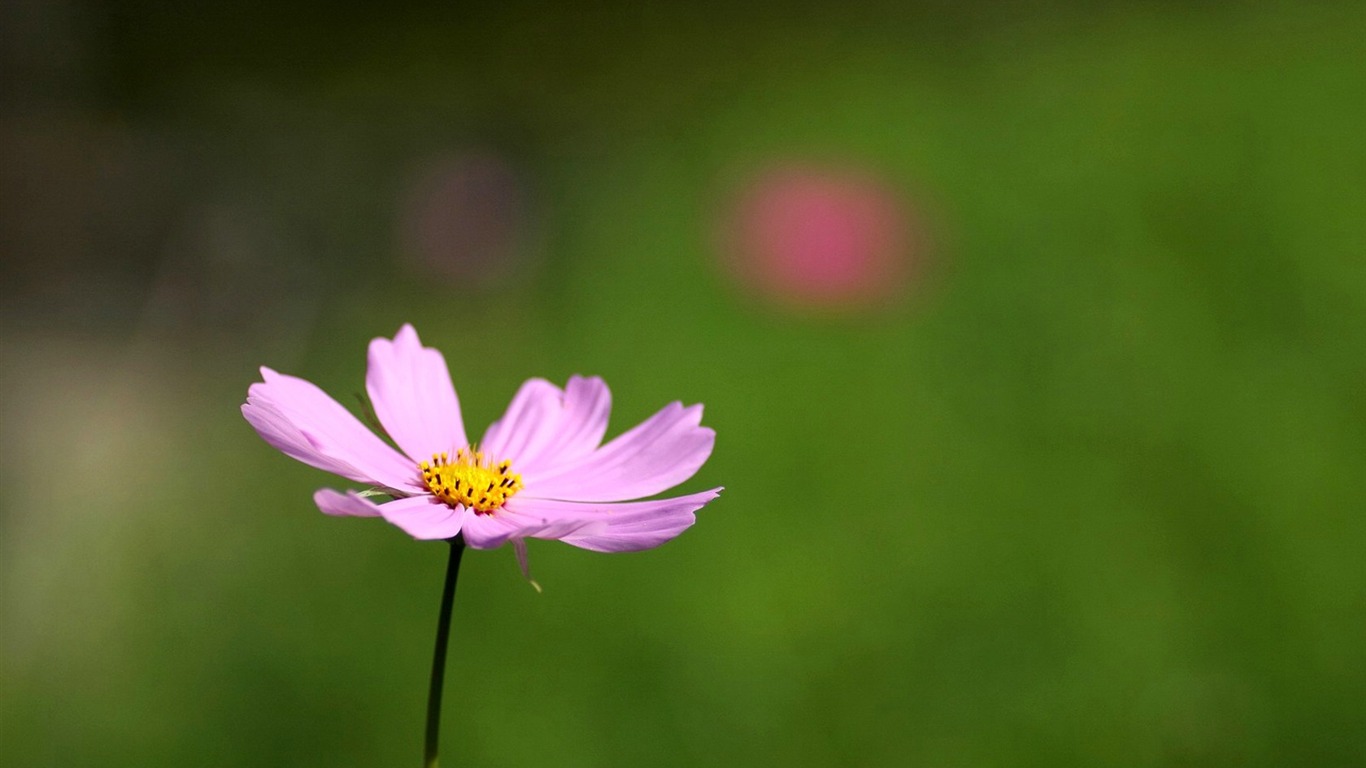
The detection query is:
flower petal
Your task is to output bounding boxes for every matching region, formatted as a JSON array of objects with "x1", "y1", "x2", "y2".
[
  {"x1": 503, "y1": 488, "x2": 721, "y2": 553},
  {"x1": 524, "y1": 402, "x2": 715, "y2": 502},
  {"x1": 537, "y1": 375, "x2": 612, "y2": 465},
  {"x1": 481, "y1": 375, "x2": 611, "y2": 475},
  {"x1": 313, "y1": 488, "x2": 386, "y2": 517},
  {"x1": 479, "y1": 378, "x2": 564, "y2": 469},
  {"x1": 366, "y1": 324, "x2": 468, "y2": 463},
  {"x1": 377, "y1": 495, "x2": 465, "y2": 540},
  {"x1": 243, "y1": 367, "x2": 419, "y2": 491},
  {"x1": 460, "y1": 507, "x2": 608, "y2": 550}
]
